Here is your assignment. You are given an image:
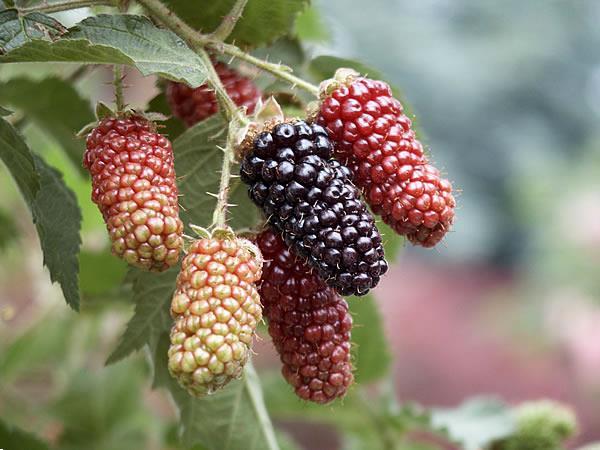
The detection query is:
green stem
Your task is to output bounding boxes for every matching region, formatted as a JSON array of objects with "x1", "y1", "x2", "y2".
[
  {"x1": 18, "y1": 0, "x2": 115, "y2": 14},
  {"x1": 113, "y1": 65, "x2": 125, "y2": 112},
  {"x1": 209, "y1": 0, "x2": 248, "y2": 41},
  {"x1": 212, "y1": 144, "x2": 232, "y2": 228},
  {"x1": 214, "y1": 42, "x2": 320, "y2": 97}
]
